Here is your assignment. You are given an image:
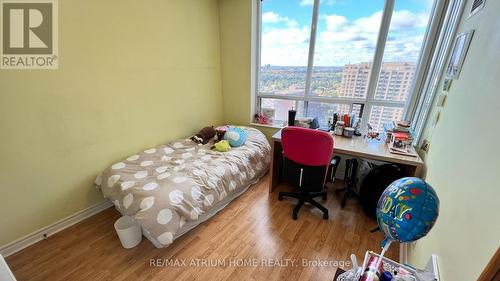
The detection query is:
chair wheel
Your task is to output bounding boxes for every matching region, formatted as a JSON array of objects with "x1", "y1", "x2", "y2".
[
  {"x1": 278, "y1": 195, "x2": 283, "y2": 201},
  {"x1": 323, "y1": 213, "x2": 329, "y2": 220},
  {"x1": 292, "y1": 213, "x2": 298, "y2": 220}
]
